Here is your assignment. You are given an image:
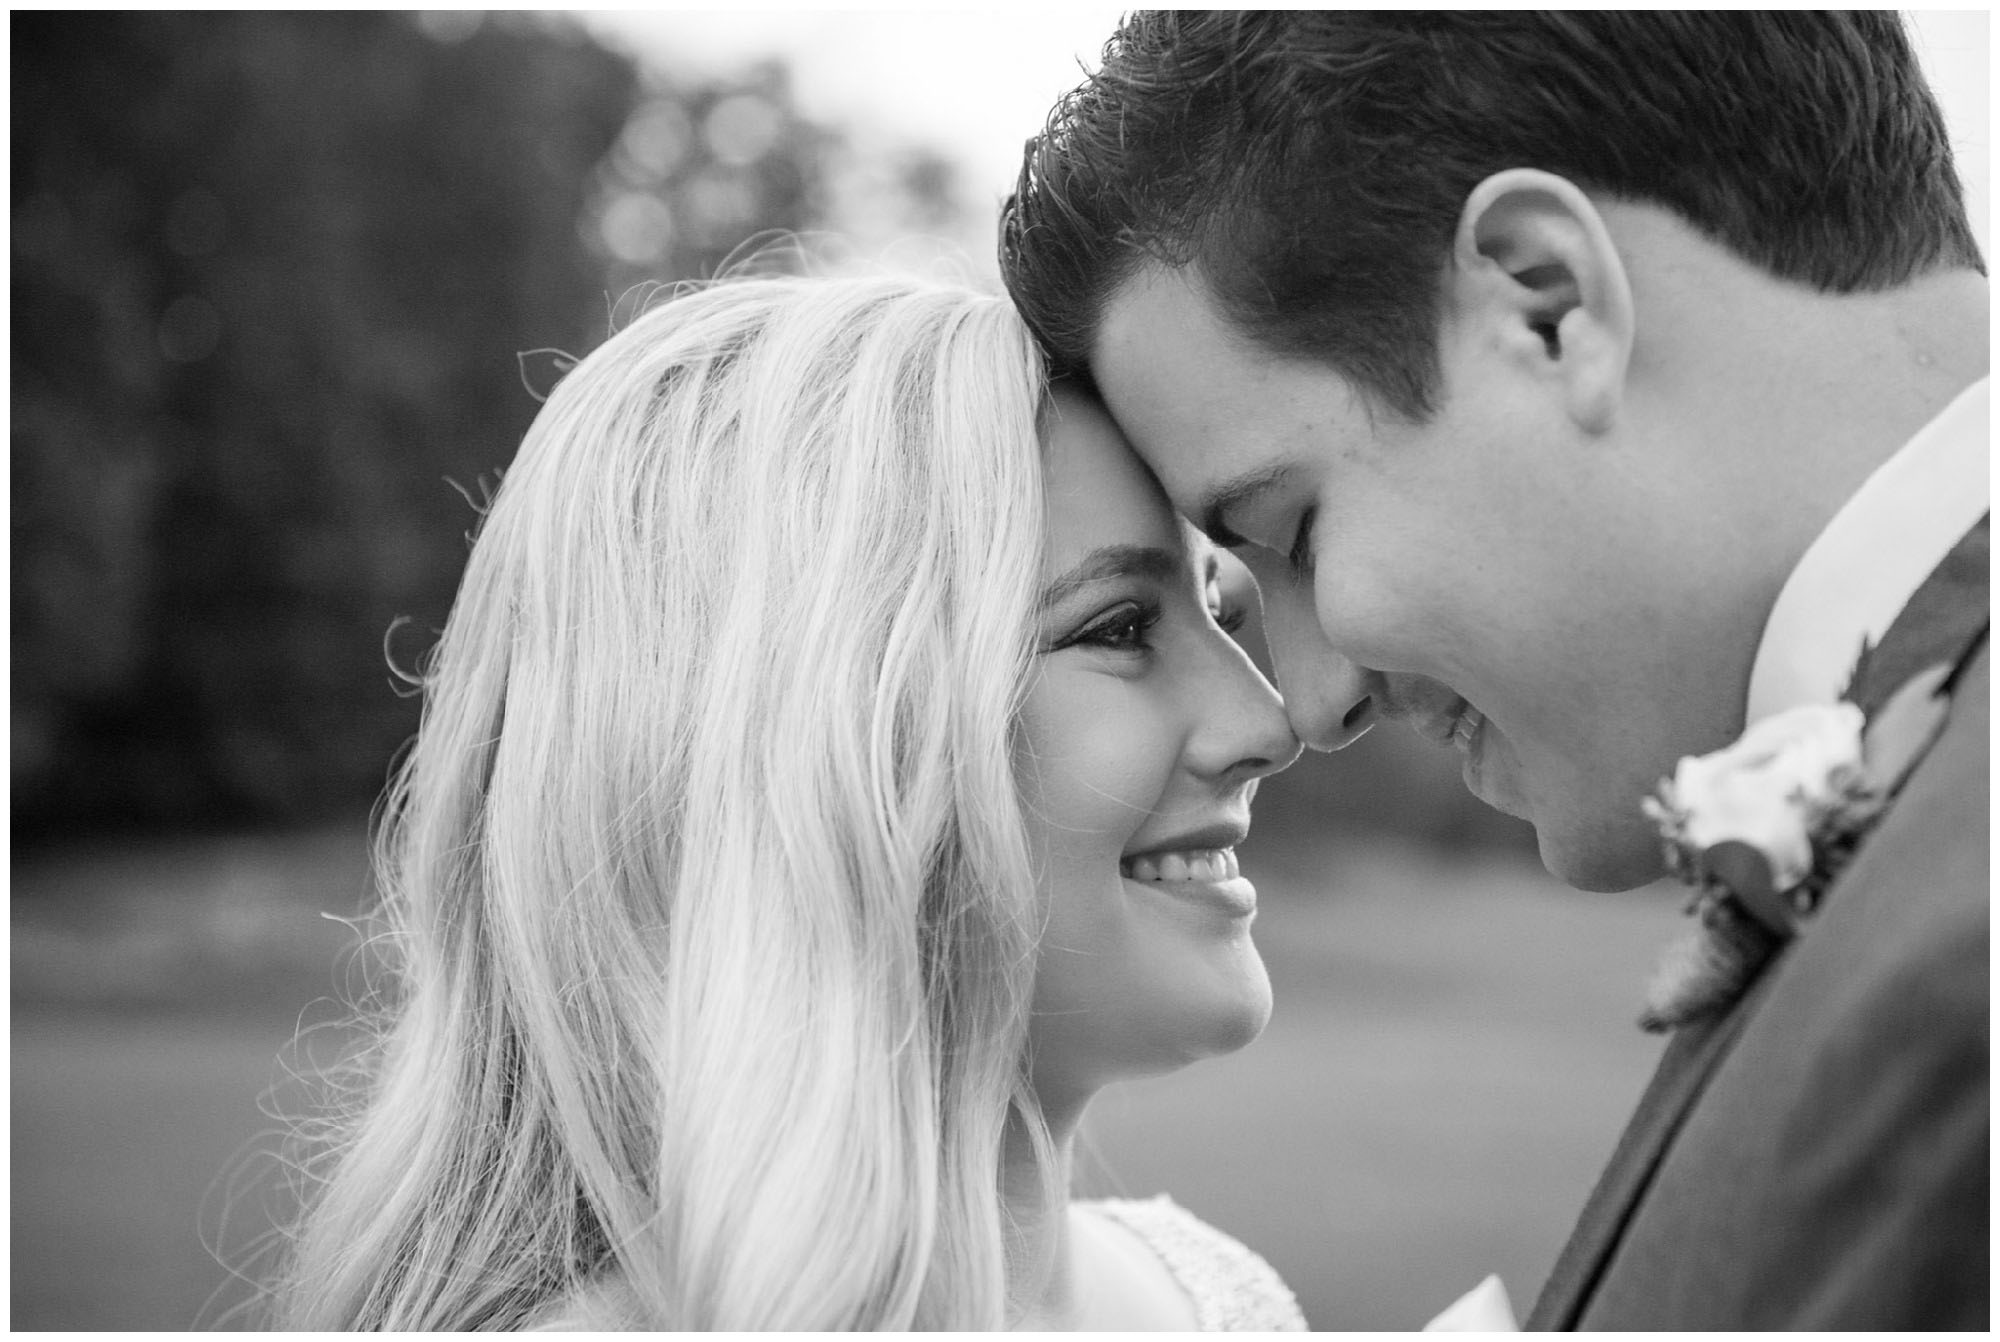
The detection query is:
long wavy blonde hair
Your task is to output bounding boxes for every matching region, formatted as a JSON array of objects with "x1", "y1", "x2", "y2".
[{"x1": 275, "y1": 274, "x2": 1053, "y2": 1329}]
